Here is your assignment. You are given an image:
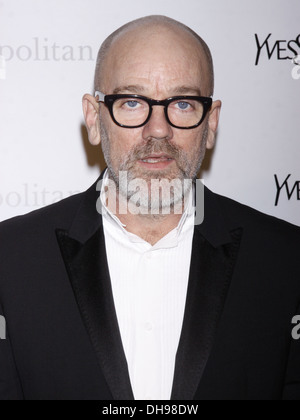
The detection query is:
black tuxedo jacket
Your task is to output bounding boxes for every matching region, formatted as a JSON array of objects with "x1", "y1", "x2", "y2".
[{"x1": 0, "y1": 175, "x2": 300, "y2": 400}]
